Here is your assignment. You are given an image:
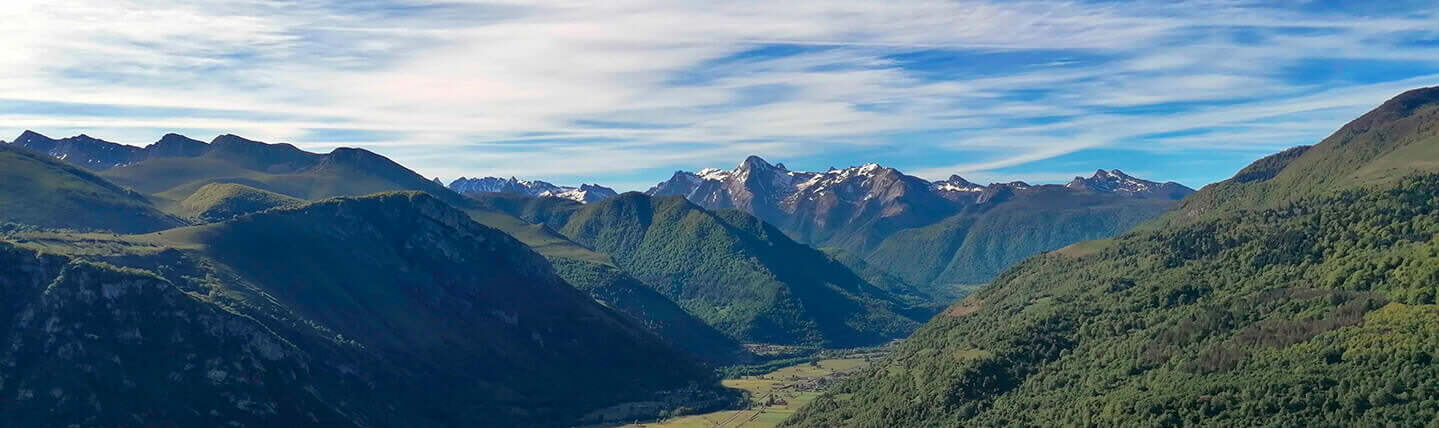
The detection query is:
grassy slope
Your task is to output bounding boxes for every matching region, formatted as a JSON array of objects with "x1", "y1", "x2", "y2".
[
  {"x1": 555, "y1": 193, "x2": 921, "y2": 347},
  {"x1": 783, "y1": 87, "x2": 1439, "y2": 427},
  {"x1": 102, "y1": 143, "x2": 464, "y2": 210},
  {"x1": 0, "y1": 145, "x2": 182, "y2": 233},
  {"x1": 1159, "y1": 86, "x2": 1439, "y2": 226},
  {"x1": 175, "y1": 182, "x2": 302, "y2": 222}
]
